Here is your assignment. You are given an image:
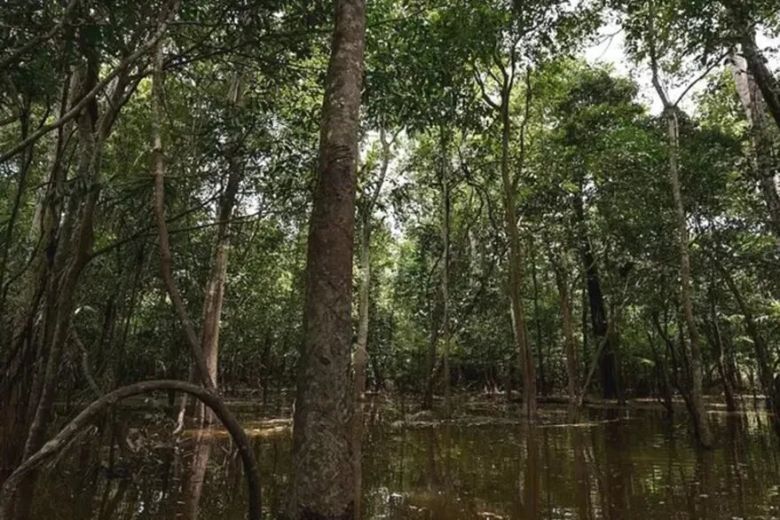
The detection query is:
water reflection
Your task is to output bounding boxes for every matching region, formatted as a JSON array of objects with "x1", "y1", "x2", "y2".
[
  {"x1": 28, "y1": 406, "x2": 780, "y2": 519},
  {"x1": 178, "y1": 429, "x2": 212, "y2": 520}
]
